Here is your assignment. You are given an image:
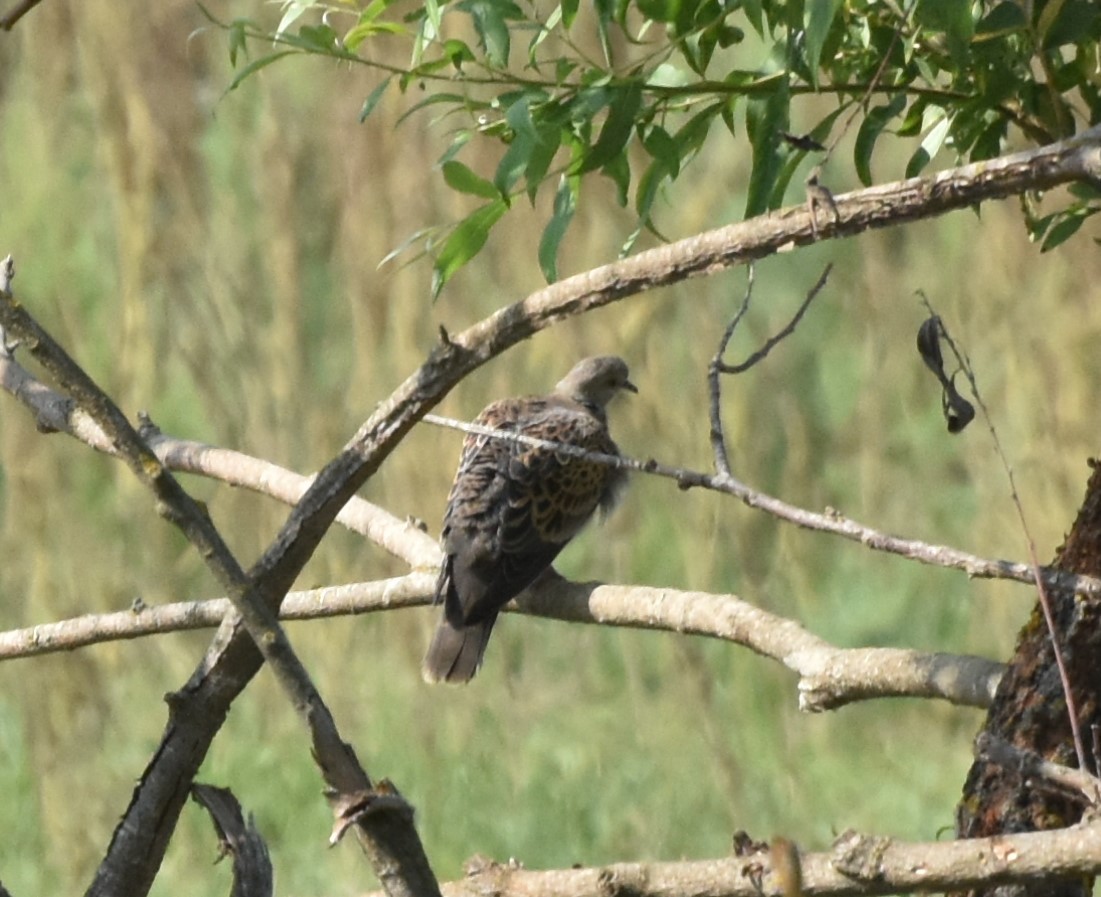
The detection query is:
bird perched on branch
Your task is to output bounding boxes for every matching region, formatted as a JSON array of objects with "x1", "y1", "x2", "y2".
[{"x1": 423, "y1": 355, "x2": 637, "y2": 684}]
